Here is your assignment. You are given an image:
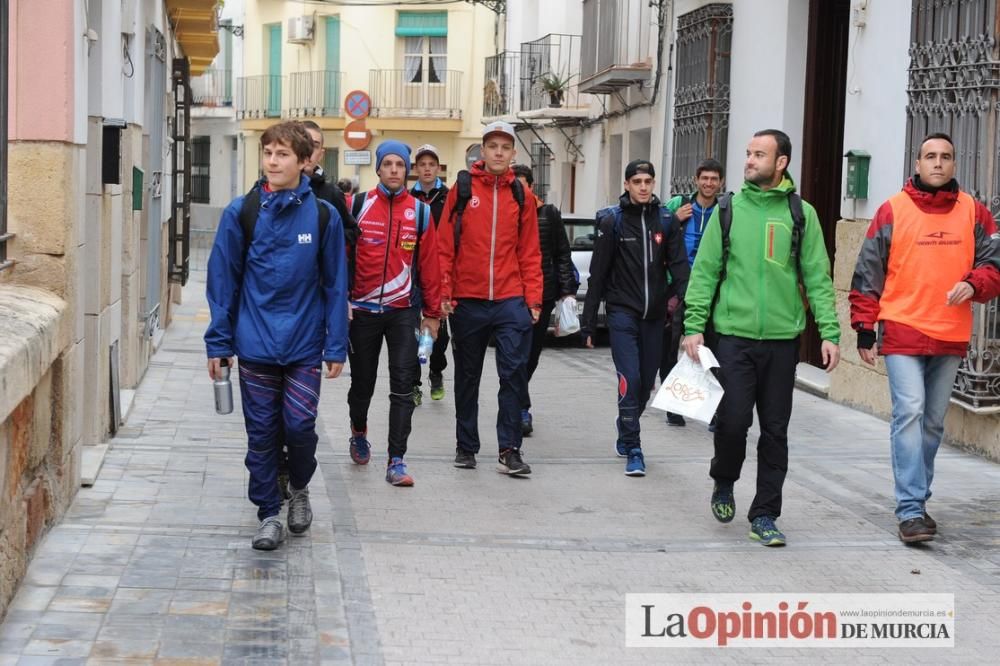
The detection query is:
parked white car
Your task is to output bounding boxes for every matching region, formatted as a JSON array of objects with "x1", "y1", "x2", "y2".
[{"x1": 560, "y1": 214, "x2": 606, "y2": 330}]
